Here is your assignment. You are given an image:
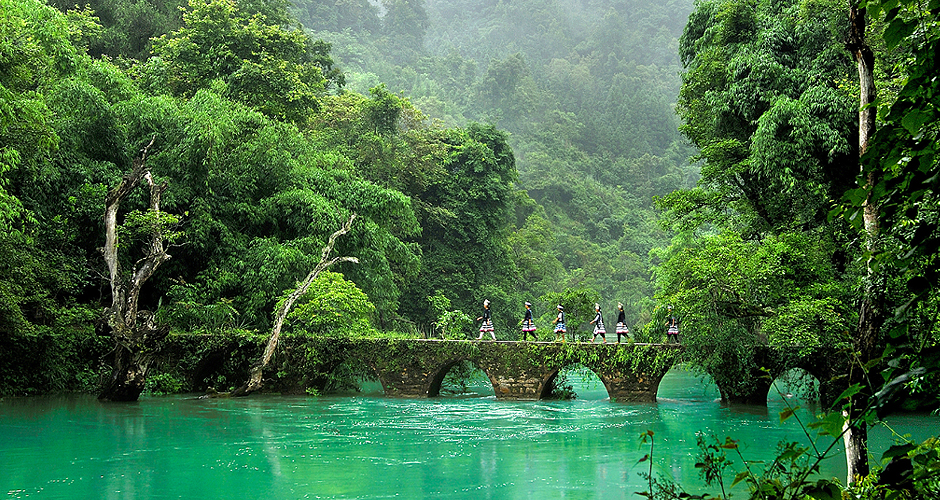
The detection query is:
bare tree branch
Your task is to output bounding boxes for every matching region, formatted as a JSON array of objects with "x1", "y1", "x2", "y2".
[
  {"x1": 102, "y1": 135, "x2": 157, "y2": 316},
  {"x1": 231, "y1": 214, "x2": 359, "y2": 397}
]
